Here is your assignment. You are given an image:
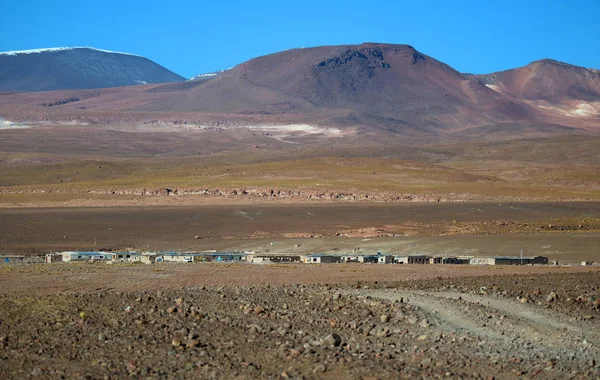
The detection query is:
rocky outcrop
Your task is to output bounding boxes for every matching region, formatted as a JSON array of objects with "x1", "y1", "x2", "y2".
[
  {"x1": 0, "y1": 186, "x2": 592, "y2": 203},
  {"x1": 81, "y1": 187, "x2": 446, "y2": 202}
]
